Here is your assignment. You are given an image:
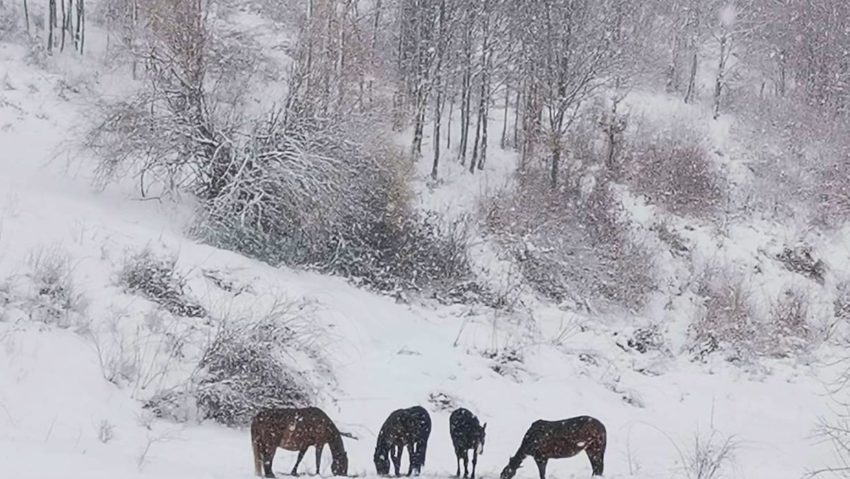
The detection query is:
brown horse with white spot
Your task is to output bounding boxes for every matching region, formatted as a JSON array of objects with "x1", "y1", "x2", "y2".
[
  {"x1": 499, "y1": 416, "x2": 606, "y2": 478},
  {"x1": 251, "y1": 407, "x2": 352, "y2": 478}
]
